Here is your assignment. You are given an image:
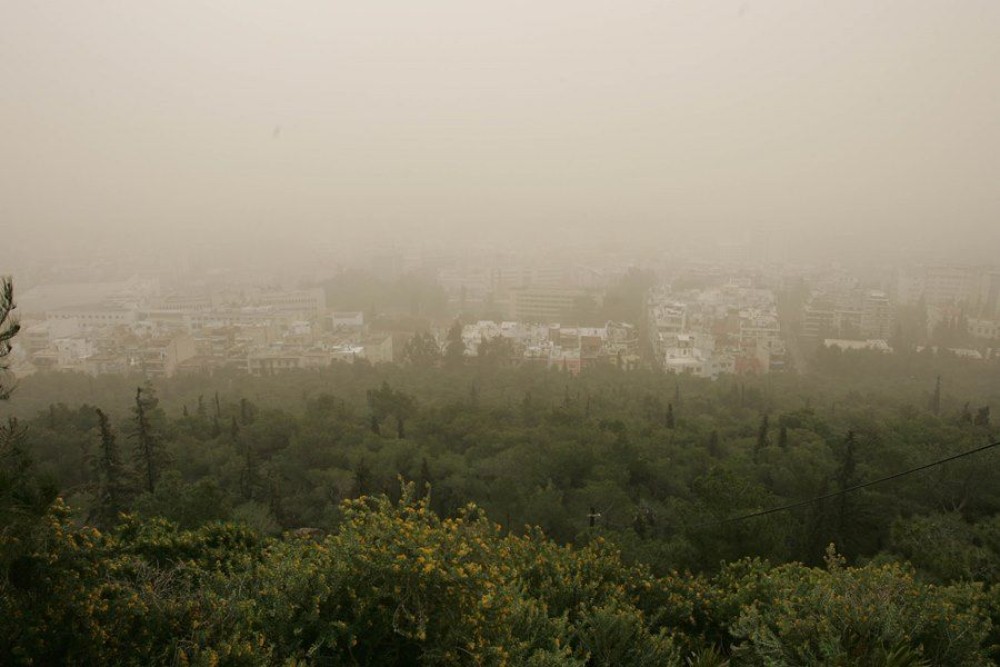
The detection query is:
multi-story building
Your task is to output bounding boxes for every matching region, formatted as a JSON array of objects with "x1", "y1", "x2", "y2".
[
  {"x1": 253, "y1": 288, "x2": 326, "y2": 317},
  {"x1": 126, "y1": 333, "x2": 197, "y2": 378},
  {"x1": 860, "y1": 290, "x2": 893, "y2": 340},
  {"x1": 802, "y1": 288, "x2": 893, "y2": 343},
  {"x1": 896, "y1": 265, "x2": 986, "y2": 308},
  {"x1": 47, "y1": 303, "x2": 136, "y2": 326},
  {"x1": 968, "y1": 318, "x2": 1000, "y2": 341},
  {"x1": 651, "y1": 301, "x2": 686, "y2": 338},
  {"x1": 509, "y1": 287, "x2": 590, "y2": 323}
]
